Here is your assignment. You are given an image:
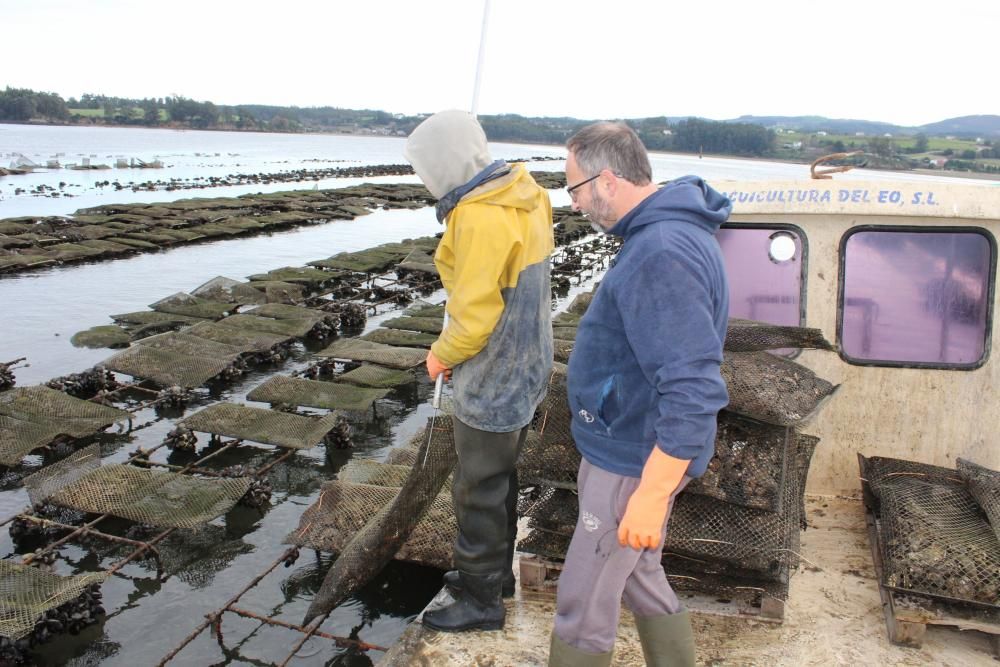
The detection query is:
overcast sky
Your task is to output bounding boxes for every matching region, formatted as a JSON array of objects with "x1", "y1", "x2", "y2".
[{"x1": 4, "y1": 0, "x2": 997, "y2": 127}]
